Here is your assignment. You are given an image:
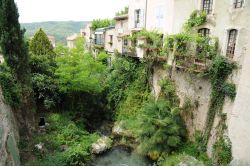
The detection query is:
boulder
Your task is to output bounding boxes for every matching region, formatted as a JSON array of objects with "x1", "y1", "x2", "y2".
[
  {"x1": 112, "y1": 121, "x2": 133, "y2": 137},
  {"x1": 91, "y1": 136, "x2": 112, "y2": 154}
]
